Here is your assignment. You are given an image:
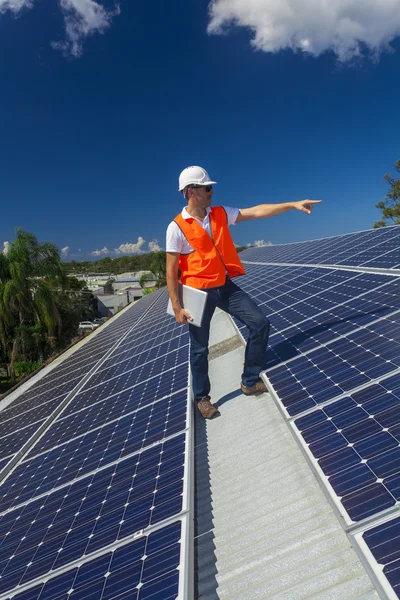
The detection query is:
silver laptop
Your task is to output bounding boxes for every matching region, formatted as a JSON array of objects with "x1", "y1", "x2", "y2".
[{"x1": 167, "y1": 283, "x2": 208, "y2": 327}]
